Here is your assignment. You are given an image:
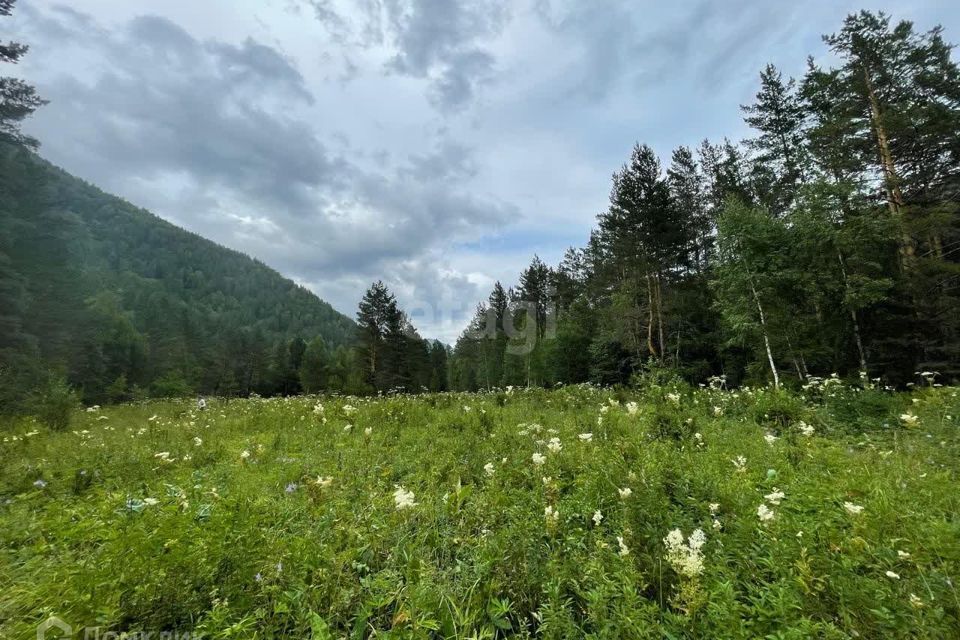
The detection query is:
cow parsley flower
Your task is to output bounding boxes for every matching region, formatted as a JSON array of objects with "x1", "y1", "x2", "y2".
[
  {"x1": 844, "y1": 502, "x2": 864, "y2": 515},
  {"x1": 757, "y1": 504, "x2": 775, "y2": 522},
  {"x1": 764, "y1": 489, "x2": 785, "y2": 505},
  {"x1": 899, "y1": 413, "x2": 919, "y2": 427},
  {"x1": 663, "y1": 528, "x2": 706, "y2": 577},
  {"x1": 393, "y1": 485, "x2": 417, "y2": 510}
]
